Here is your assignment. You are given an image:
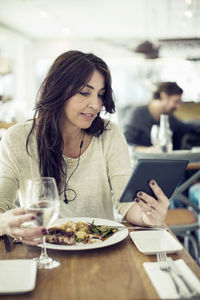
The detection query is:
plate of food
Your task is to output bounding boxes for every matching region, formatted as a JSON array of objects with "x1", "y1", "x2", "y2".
[{"x1": 43, "y1": 217, "x2": 128, "y2": 250}]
